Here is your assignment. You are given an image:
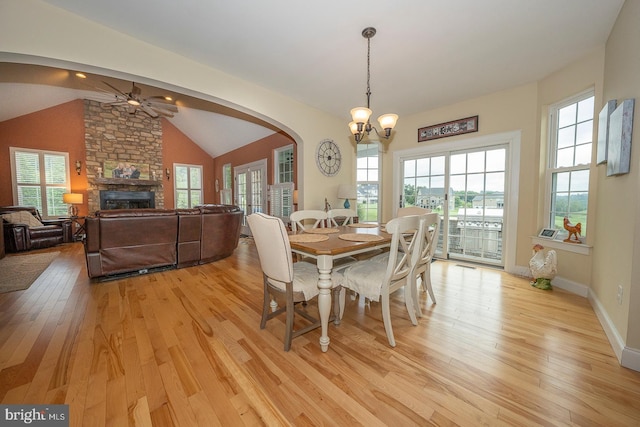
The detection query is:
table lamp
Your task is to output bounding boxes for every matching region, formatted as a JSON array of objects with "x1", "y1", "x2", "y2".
[
  {"x1": 63, "y1": 193, "x2": 83, "y2": 217},
  {"x1": 337, "y1": 184, "x2": 357, "y2": 209}
]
